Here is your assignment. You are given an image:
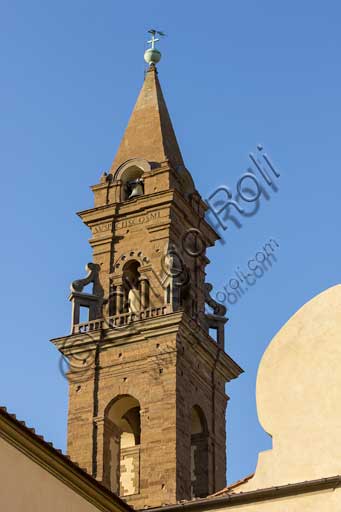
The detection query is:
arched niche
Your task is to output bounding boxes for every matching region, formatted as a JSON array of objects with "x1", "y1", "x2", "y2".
[
  {"x1": 113, "y1": 159, "x2": 151, "y2": 201},
  {"x1": 190, "y1": 405, "x2": 209, "y2": 498},
  {"x1": 103, "y1": 395, "x2": 141, "y2": 497}
]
